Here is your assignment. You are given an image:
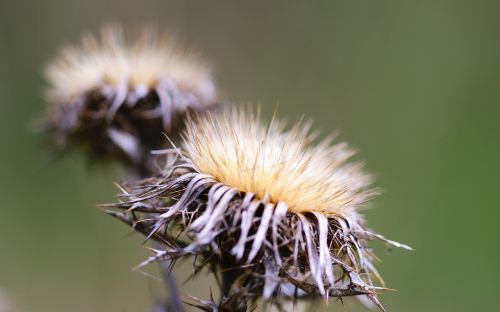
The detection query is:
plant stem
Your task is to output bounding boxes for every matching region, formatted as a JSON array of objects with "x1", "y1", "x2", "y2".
[{"x1": 219, "y1": 257, "x2": 248, "y2": 312}]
